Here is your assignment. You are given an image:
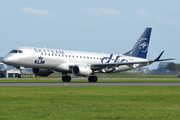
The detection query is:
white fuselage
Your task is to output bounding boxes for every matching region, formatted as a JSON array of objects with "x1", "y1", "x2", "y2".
[{"x1": 3, "y1": 47, "x2": 148, "y2": 74}]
